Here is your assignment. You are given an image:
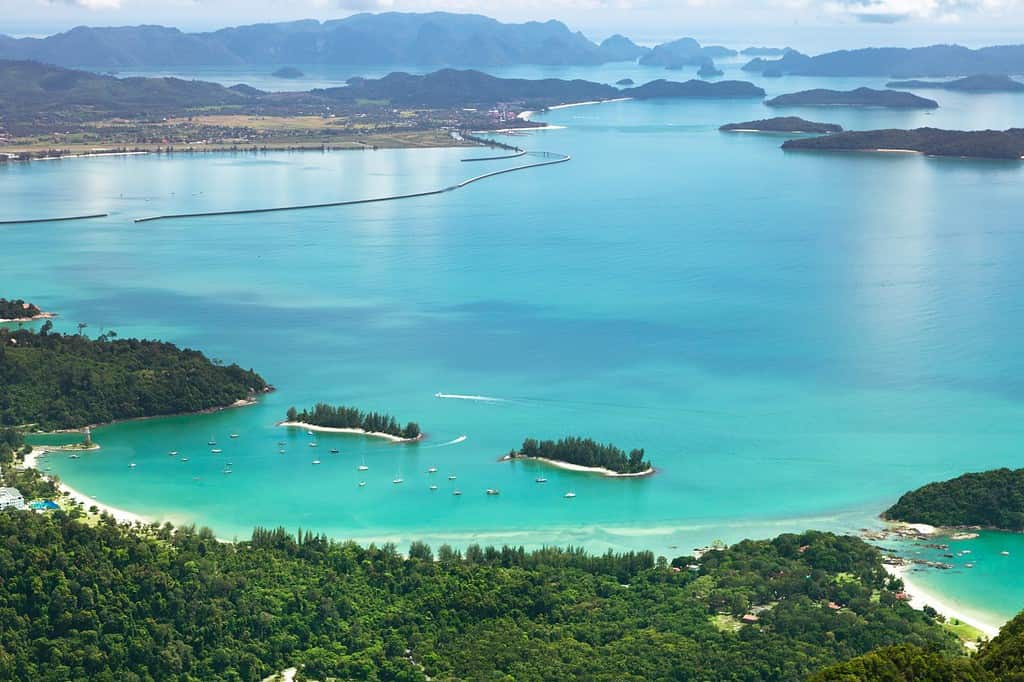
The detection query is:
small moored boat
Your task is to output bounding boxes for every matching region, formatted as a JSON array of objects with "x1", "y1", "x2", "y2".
[
  {"x1": 312, "y1": 460, "x2": 321, "y2": 465},
  {"x1": 535, "y1": 477, "x2": 548, "y2": 483},
  {"x1": 211, "y1": 448, "x2": 223, "y2": 454},
  {"x1": 564, "y1": 492, "x2": 577, "y2": 499},
  {"x1": 486, "y1": 489, "x2": 500, "y2": 496}
]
